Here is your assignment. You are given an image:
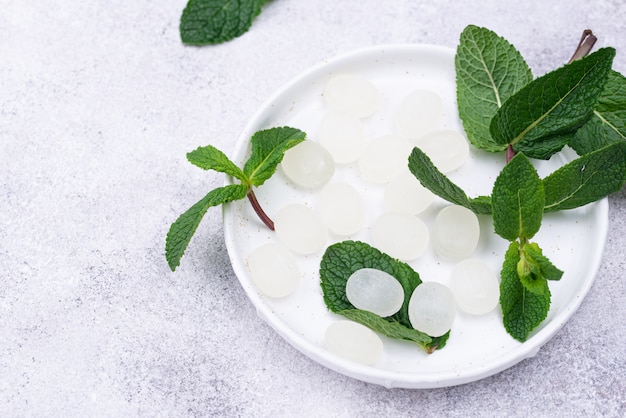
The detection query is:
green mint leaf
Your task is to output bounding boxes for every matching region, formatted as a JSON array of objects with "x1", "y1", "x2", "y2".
[
  {"x1": 492, "y1": 153, "x2": 544, "y2": 241},
  {"x1": 187, "y1": 144, "x2": 246, "y2": 182},
  {"x1": 490, "y1": 48, "x2": 616, "y2": 159},
  {"x1": 570, "y1": 70, "x2": 626, "y2": 155},
  {"x1": 408, "y1": 147, "x2": 492, "y2": 215},
  {"x1": 243, "y1": 127, "x2": 306, "y2": 186},
  {"x1": 180, "y1": 0, "x2": 264, "y2": 45},
  {"x1": 337, "y1": 309, "x2": 432, "y2": 347},
  {"x1": 521, "y1": 242, "x2": 563, "y2": 282},
  {"x1": 320, "y1": 240, "x2": 421, "y2": 328},
  {"x1": 166, "y1": 184, "x2": 248, "y2": 271},
  {"x1": 455, "y1": 25, "x2": 533, "y2": 152},
  {"x1": 500, "y1": 242, "x2": 551, "y2": 342},
  {"x1": 517, "y1": 245, "x2": 550, "y2": 295},
  {"x1": 543, "y1": 141, "x2": 626, "y2": 212}
]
